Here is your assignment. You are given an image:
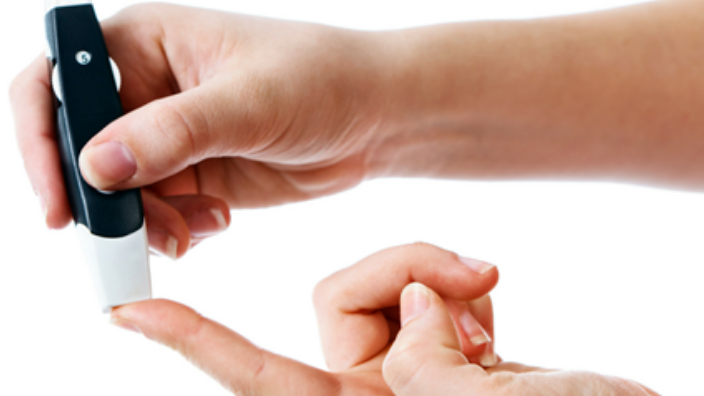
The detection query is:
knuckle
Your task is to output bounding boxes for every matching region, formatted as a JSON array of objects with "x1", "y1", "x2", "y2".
[
  {"x1": 401, "y1": 241, "x2": 447, "y2": 257},
  {"x1": 312, "y1": 274, "x2": 336, "y2": 311},
  {"x1": 104, "y1": 3, "x2": 169, "y2": 47},
  {"x1": 409, "y1": 241, "x2": 438, "y2": 250},
  {"x1": 117, "y1": 2, "x2": 166, "y2": 19},
  {"x1": 150, "y1": 99, "x2": 200, "y2": 161},
  {"x1": 311, "y1": 264, "x2": 355, "y2": 312},
  {"x1": 381, "y1": 242, "x2": 455, "y2": 271}
]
